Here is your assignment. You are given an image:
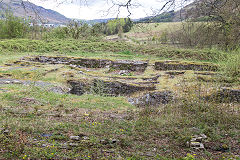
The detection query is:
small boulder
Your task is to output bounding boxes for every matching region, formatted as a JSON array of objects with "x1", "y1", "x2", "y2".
[{"x1": 70, "y1": 136, "x2": 80, "y2": 141}]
